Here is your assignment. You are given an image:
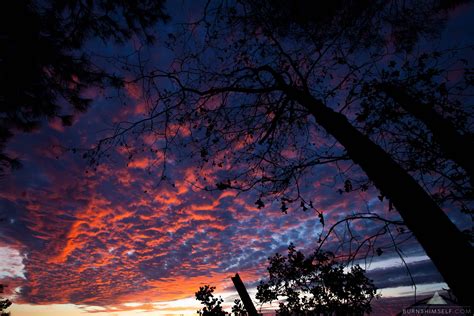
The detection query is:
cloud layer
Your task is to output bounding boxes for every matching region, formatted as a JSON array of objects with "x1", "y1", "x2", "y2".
[{"x1": 1, "y1": 17, "x2": 471, "y2": 311}]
